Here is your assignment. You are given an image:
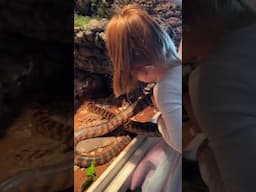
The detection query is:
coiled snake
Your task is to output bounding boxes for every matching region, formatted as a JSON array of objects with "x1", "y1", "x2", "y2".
[{"x1": 74, "y1": 94, "x2": 161, "y2": 167}]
